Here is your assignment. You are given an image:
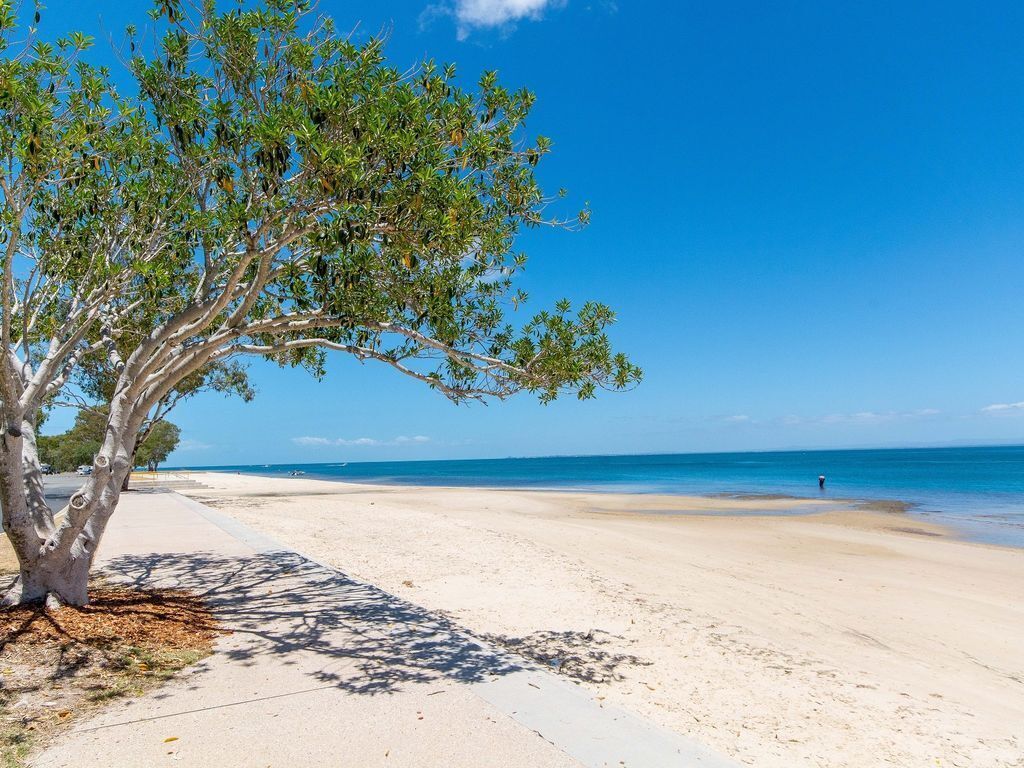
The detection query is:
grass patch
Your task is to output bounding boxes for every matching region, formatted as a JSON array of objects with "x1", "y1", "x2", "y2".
[
  {"x1": 0, "y1": 723, "x2": 31, "y2": 768},
  {"x1": 0, "y1": 585, "x2": 222, "y2": 767}
]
